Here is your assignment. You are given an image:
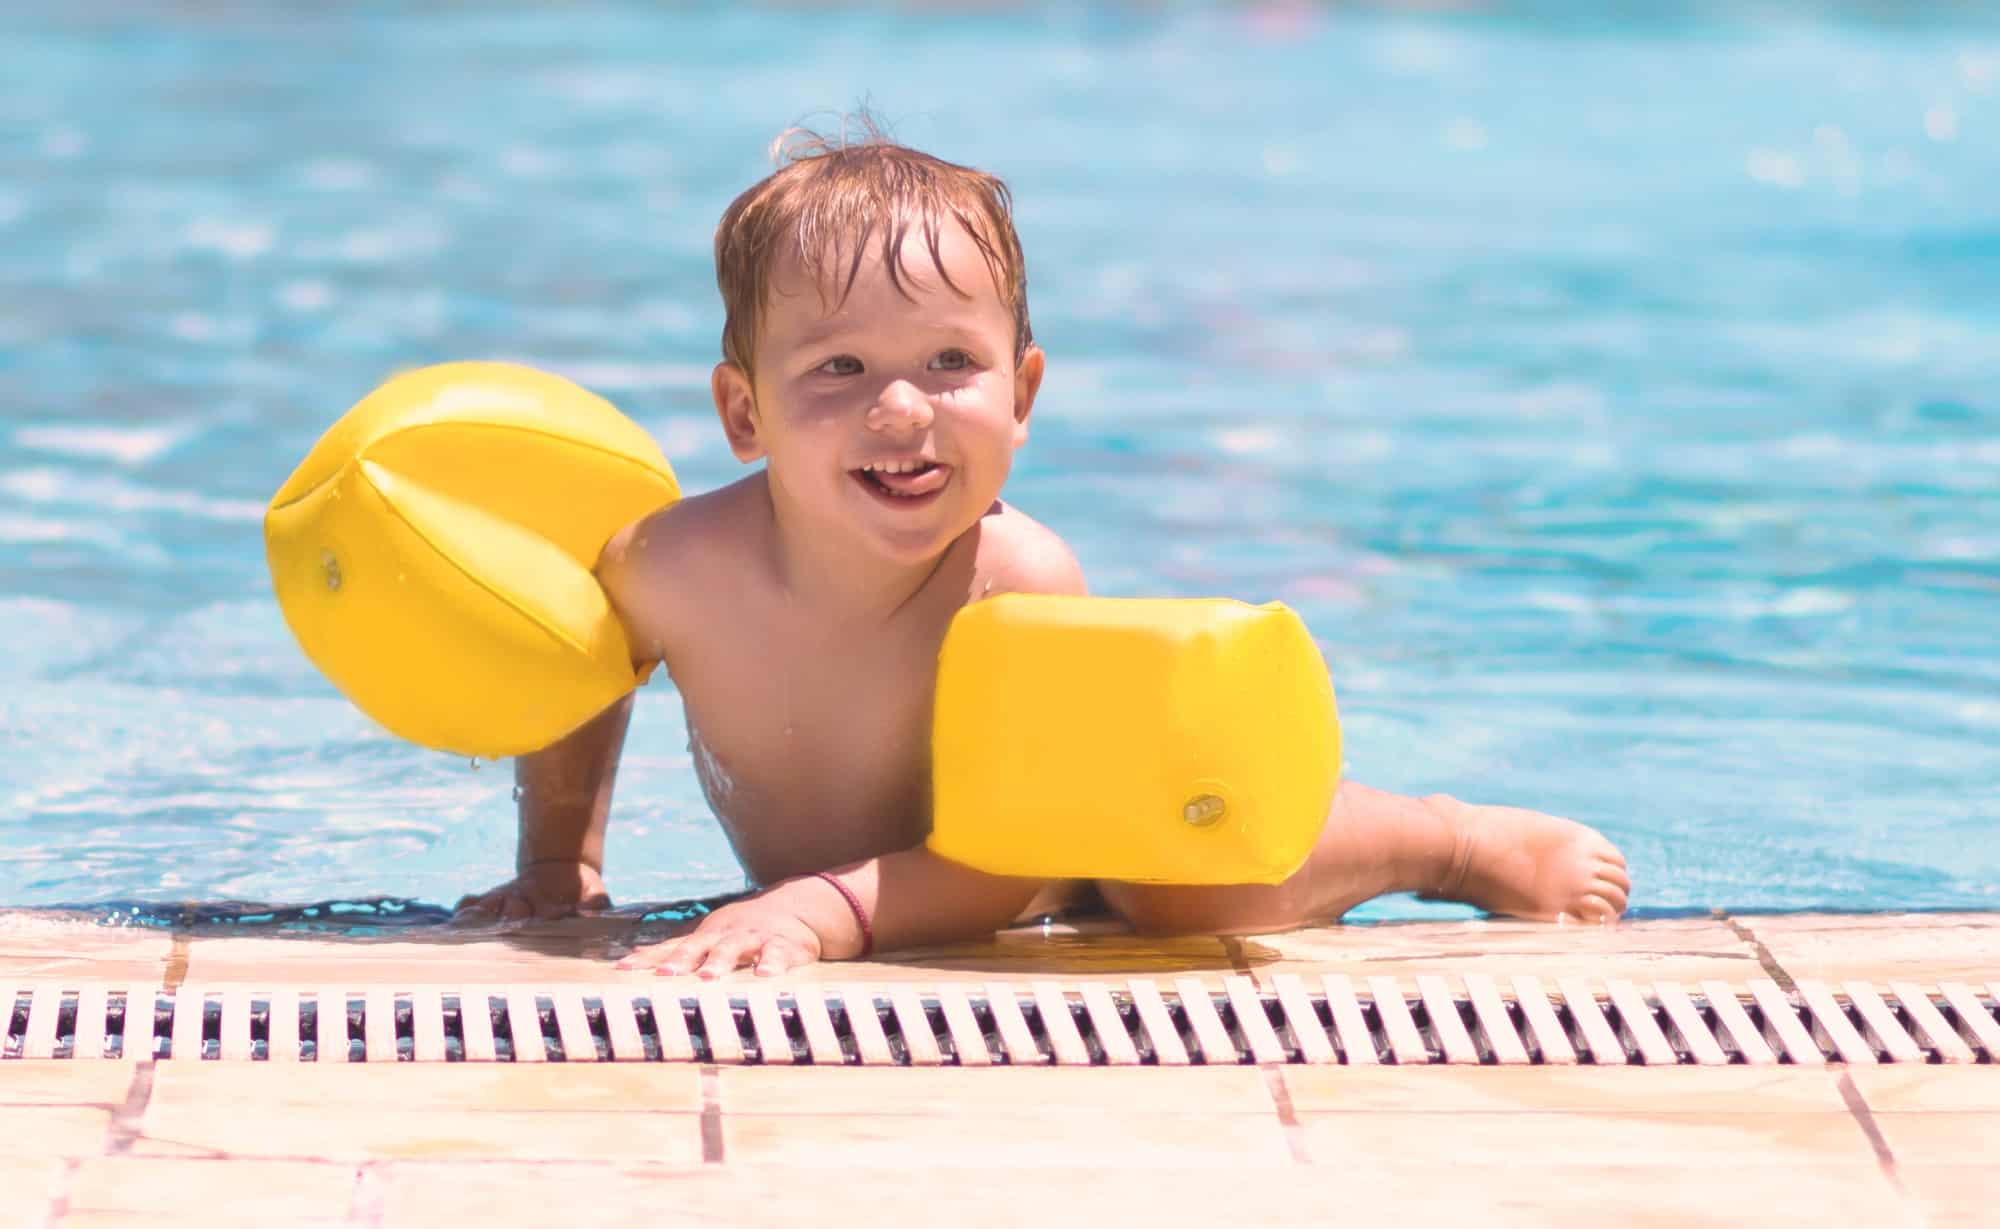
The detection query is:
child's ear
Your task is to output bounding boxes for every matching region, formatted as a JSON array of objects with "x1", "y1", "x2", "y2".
[
  {"x1": 712, "y1": 362, "x2": 764, "y2": 462},
  {"x1": 1010, "y1": 345, "x2": 1045, "y2": 447}
]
